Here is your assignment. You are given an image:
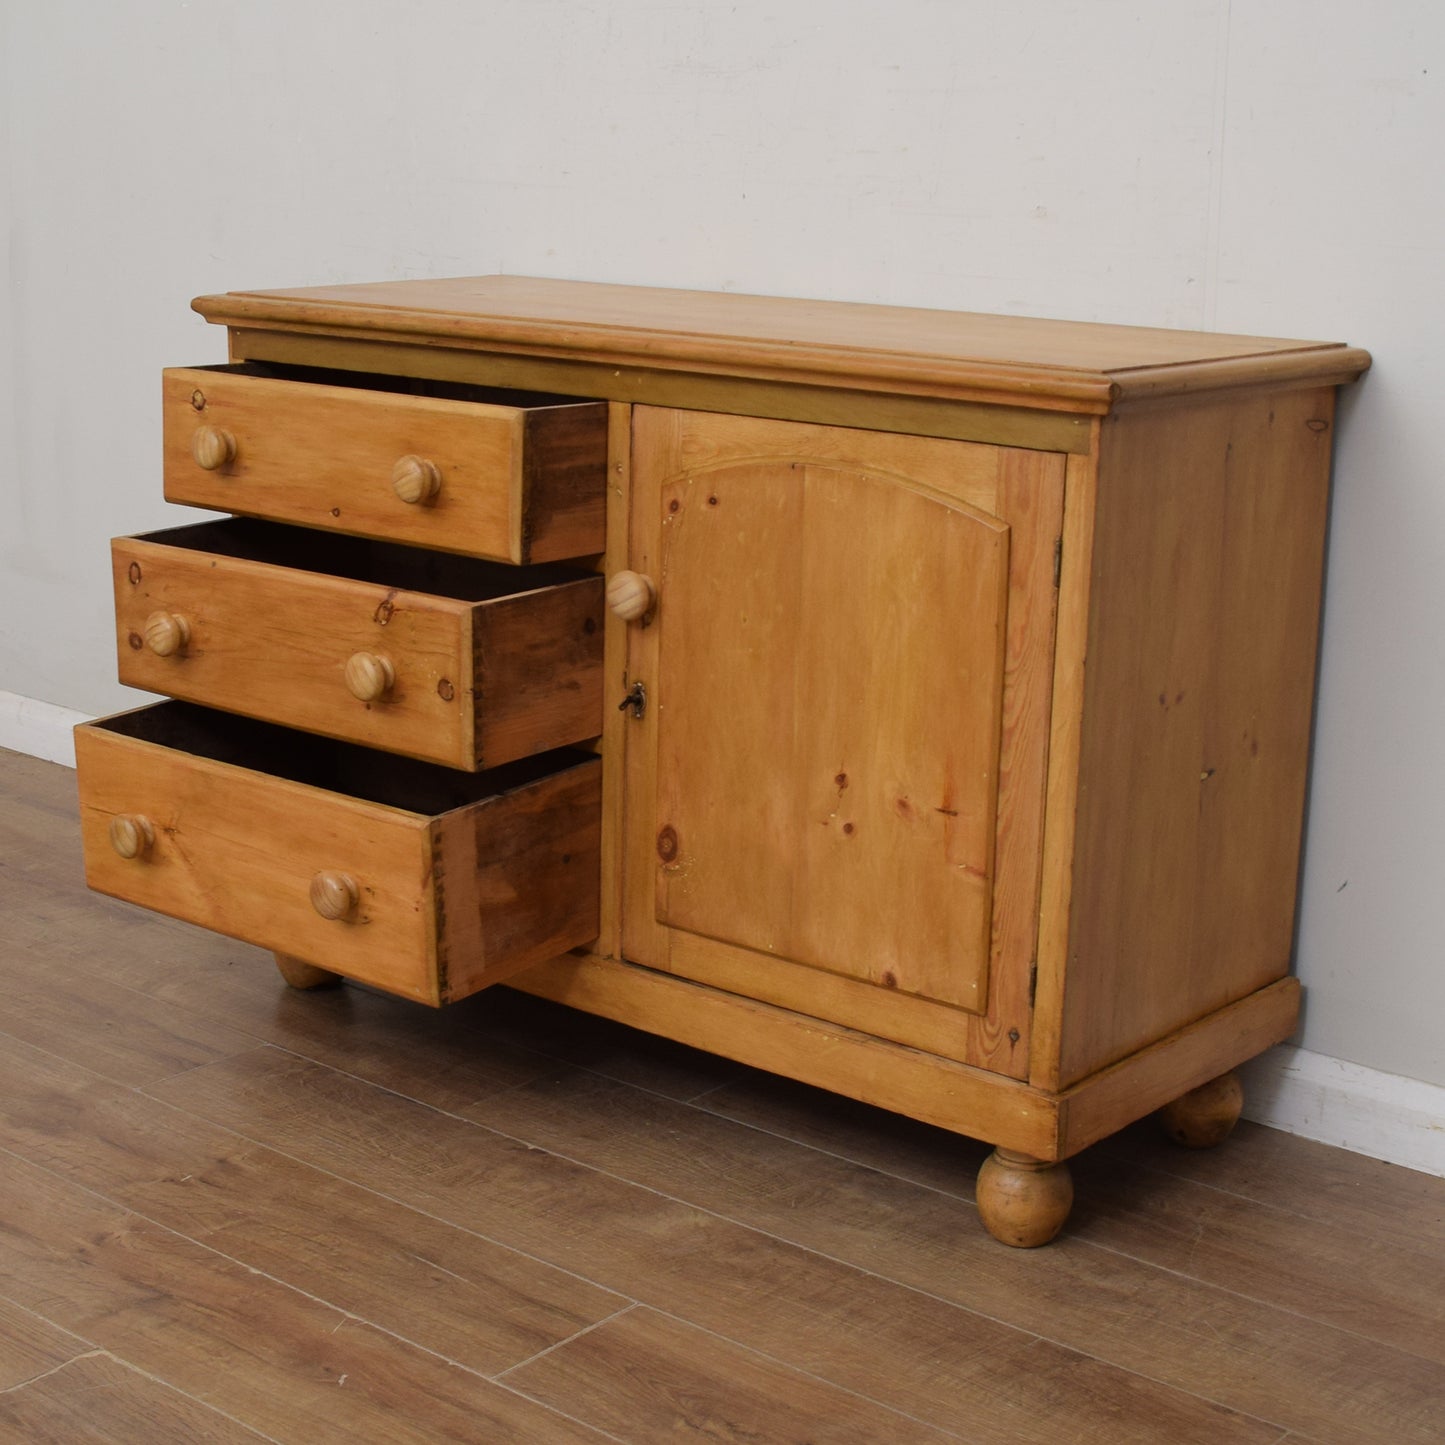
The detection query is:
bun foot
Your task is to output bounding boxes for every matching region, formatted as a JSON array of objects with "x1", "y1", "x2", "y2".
[
  {"x1": 273, "y1": 952, "x2": 344, "y2": 991},
  {"x1": 1157, "y1": 1070, "x2": 1244, "y2": 1149},
  {"x1": 976, "y1": 1148, "x2": 1074, "y2": 1247}
]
